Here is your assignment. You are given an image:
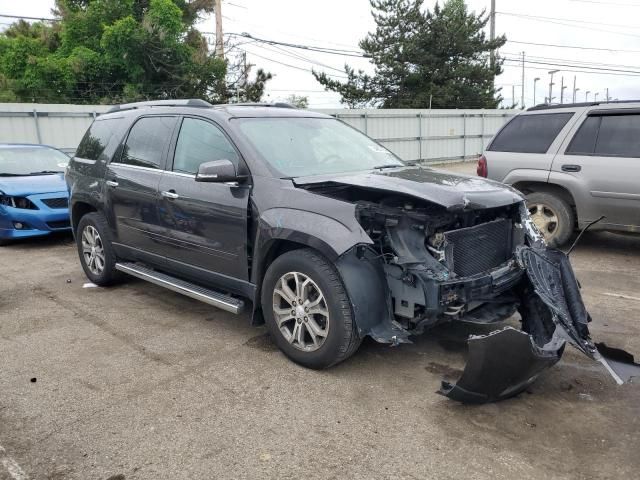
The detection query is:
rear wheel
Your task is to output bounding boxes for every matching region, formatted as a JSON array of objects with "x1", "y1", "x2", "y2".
[
  {"x1": 76, "y1": 212, "x2": 121, "y2": 286},
  {"x1": 261, "y1": 248, "x2": 362, "y2": 369},
  {"x1": 526, "y1": 191, "x2": 575, "y2": 247}
]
